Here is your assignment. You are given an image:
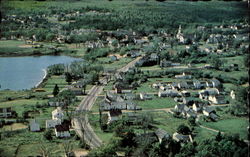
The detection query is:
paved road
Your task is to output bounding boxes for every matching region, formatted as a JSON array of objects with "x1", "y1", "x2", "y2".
[{"x1": 73, "y1": 57, "x2": 142, "y2": 149}]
